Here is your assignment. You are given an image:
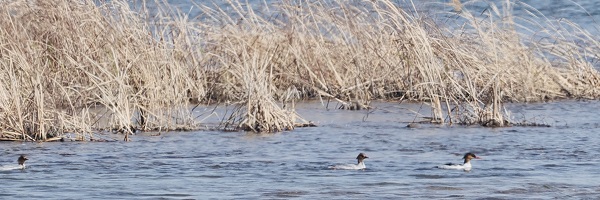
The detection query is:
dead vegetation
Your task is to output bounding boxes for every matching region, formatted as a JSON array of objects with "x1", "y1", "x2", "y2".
[{"x1": 0, "y1": 0, "x2": 598, "y2": 141}]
